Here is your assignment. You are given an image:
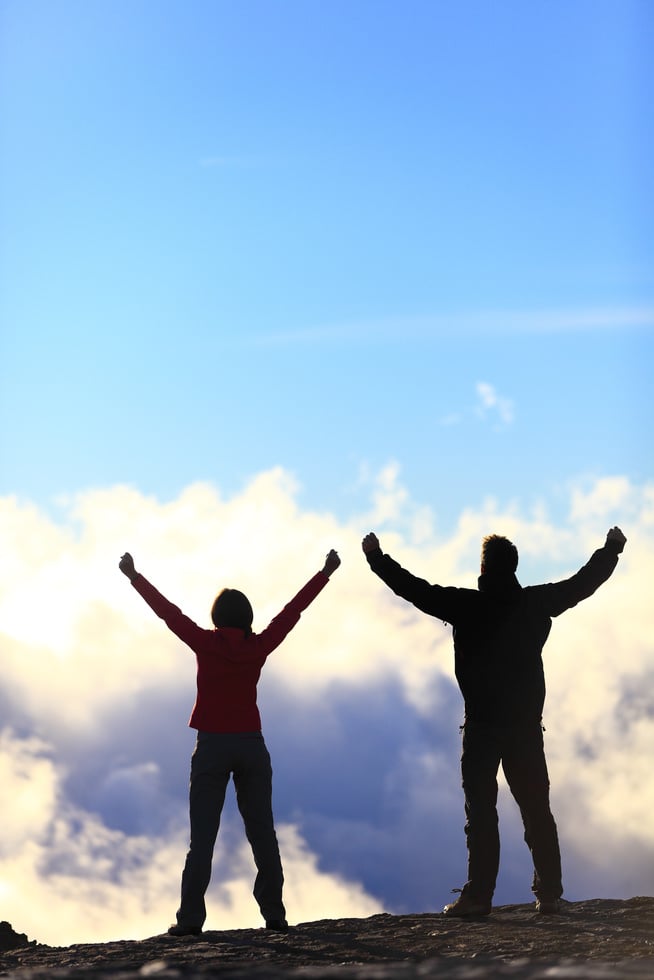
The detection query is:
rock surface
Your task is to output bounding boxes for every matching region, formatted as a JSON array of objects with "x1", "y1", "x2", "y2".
[{"x1": 0, "y1": 897, "x2": 652, "y2": 980}]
